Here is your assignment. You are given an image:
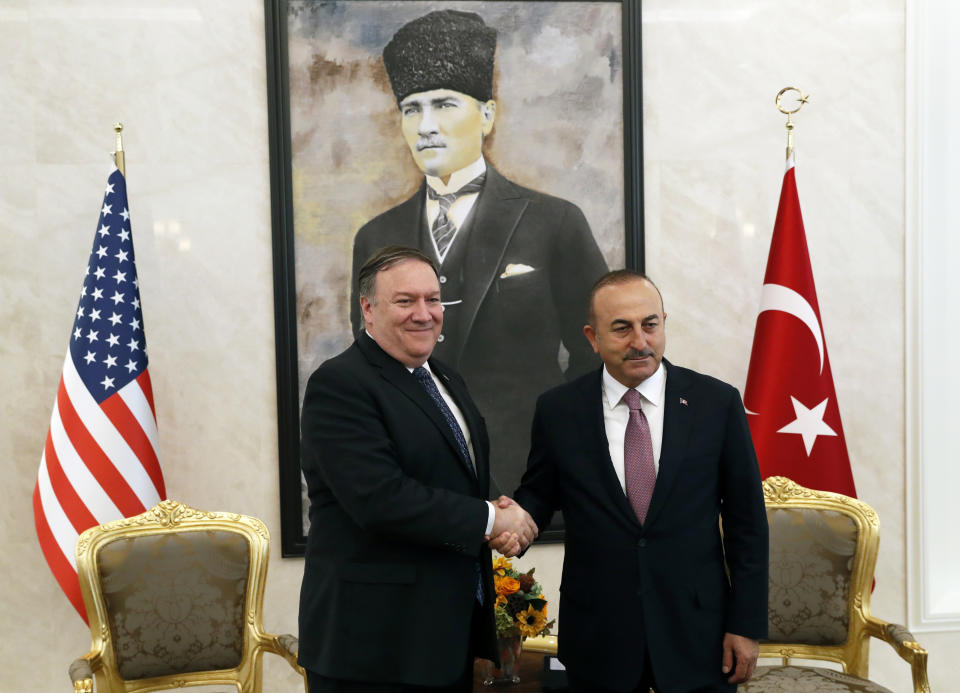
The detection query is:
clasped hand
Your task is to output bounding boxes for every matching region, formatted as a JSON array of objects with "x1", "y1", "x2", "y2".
[{"x1": 485, "y1": 495, "x2": 538, "y2": 557}]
